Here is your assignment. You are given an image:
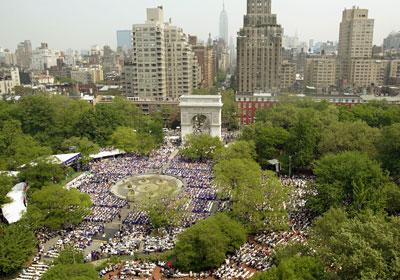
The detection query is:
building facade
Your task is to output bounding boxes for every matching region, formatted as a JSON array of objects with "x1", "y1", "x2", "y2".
[
  {"x1": 31, "y1": 43, "x2": 59, "y2": 71},
  {"x1": 383, "y1": 31, "x2": 400, "y2": 50},
  {"x1": 122, "y1": 7, "x2": 200, "y2": 101},
  {"x1": 237, "y1": 0, "x2": 283, "y2": 94},
  {"x1": 0, "y1": 67, "x2": 20, "y2": 95},
  {"x1": 71, "y1": 66, "x2": 104, "y2": 85},
  {"x1": 338, "y1": 7, "x2": 374, "y2": 88},
  {"x1": 190, "y1": 36, "x2": 216, "y2": 89},
  {"x1": 280, "y1": 61, "x2": 296, "y2": 91},
  {"x1": 305, "y1": 55, "x2": 337, "y2": 93},
  {"x1": 15, "y1": 40, "x2": 32, "y2": 70}
]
